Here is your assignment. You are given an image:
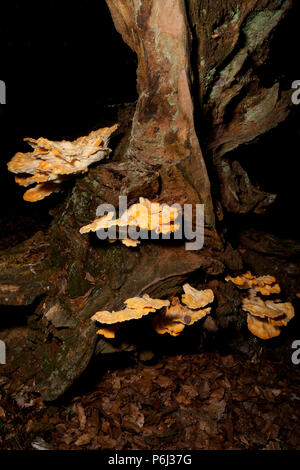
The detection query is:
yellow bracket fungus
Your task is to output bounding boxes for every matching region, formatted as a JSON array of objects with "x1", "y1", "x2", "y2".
[
  {"x1": 96, "y1": 325, "x2": 120, "y2": 339},
  {"x1": 225, "y1": 272, "x2": 280, "y2": 295},
  {"x1": 91, "y1": 294, "x2": 170, "y2": 326},
  {"x1": 152, "y1": 284, "x2": 214, "y2": 337},
  {"x1": 79, "y1": 197, "x2": 180, "y2": 247},
  {"x1": 8, "y1": 124, "x2": 118, "y2": 201},
  {"x1": 181, "y1": 283, "x2": 214, "y2": 309},
  {"x1": 92, "y1": 284, "x2": 214, "y2": 339},
  {"x1": 226, "y1": 272, "x2": 295, "y2": 339}
]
